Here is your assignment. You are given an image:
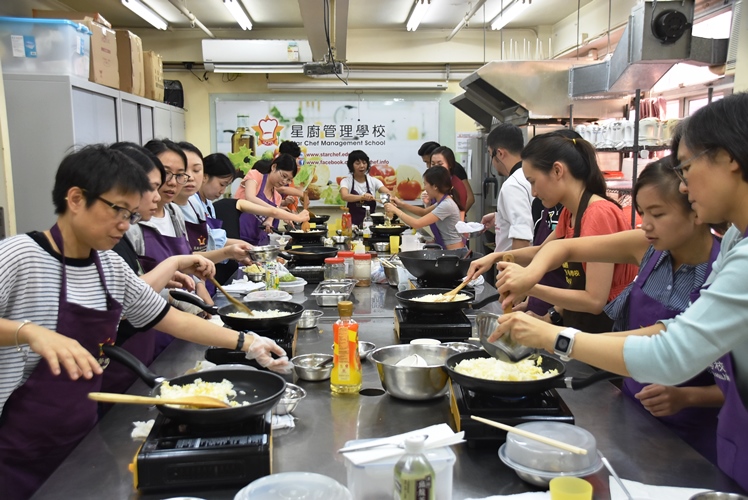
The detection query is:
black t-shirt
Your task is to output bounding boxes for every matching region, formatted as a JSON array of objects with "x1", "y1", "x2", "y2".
[
  {"x1": 453, "y1": 162, "x2": 468, "y2": 181},
  {"x1": 112, "y1": 237, "x2": 141, "y2": 275}
]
